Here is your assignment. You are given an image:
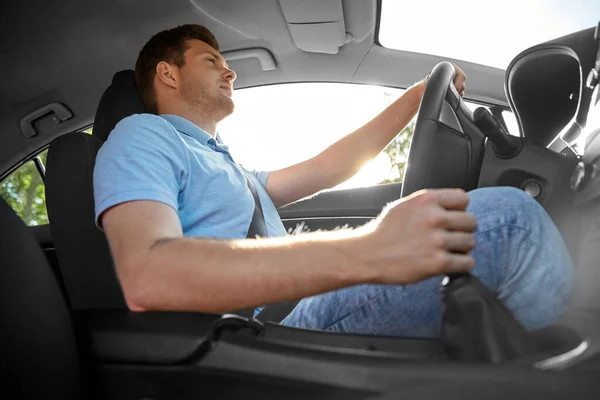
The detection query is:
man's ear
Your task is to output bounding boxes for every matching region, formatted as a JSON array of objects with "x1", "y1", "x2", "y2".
[{"x1": 155, "y1": 61, "x2": 179, "y2": 89}]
